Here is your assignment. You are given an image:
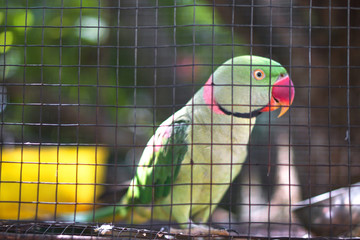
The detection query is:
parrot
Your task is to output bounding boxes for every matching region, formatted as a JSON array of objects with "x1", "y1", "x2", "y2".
[{"x1": 63, "y1": 55, "x2": 295, "y2": 236}]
